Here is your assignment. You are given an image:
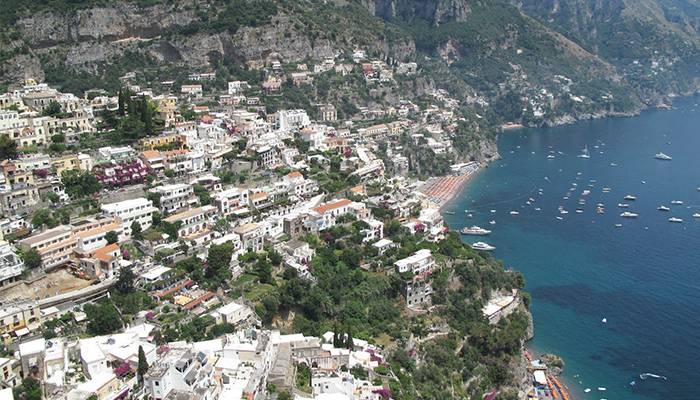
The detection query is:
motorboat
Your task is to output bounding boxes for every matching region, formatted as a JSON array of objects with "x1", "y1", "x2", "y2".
[
  {"x1": 671, "y1": 200, "x2": 684, "y2": 205},
  {"x1": 669, "y1": 217, "x2": 683, "y2": 223},
  {"x1": 470, "y1": 242, "x2": 495, "y2": 251},
  {"x1": 624, "y1": 195, "x2": 637, "y2": 201},
  {"x1": 509, "y1": 211, "x2": 519, "y2": 215},
  {"x1": 578, "y1": 145, "x2": 591, "y2": 159},
  {"x1": 461, "y1": 226, "x2": 491, "y2": 236},
  {"x1": 618, "y1": 203, "x2": 630, "y2": 208},
  {"x1": 620, "y1": 212, "x2": 638, "y2": 218},
  {"x1": 654, "y1": 152, "x2": 672, "y2": 160},
  {"x1": 693, "y1": 213, "x2": 700, "y2": 218},
  {"x1": 657, "y1": 206, "x2": 670, "y2": 211},
  {"x1": 489, "y1": 220, "x2": 497, "y2": 225}
]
